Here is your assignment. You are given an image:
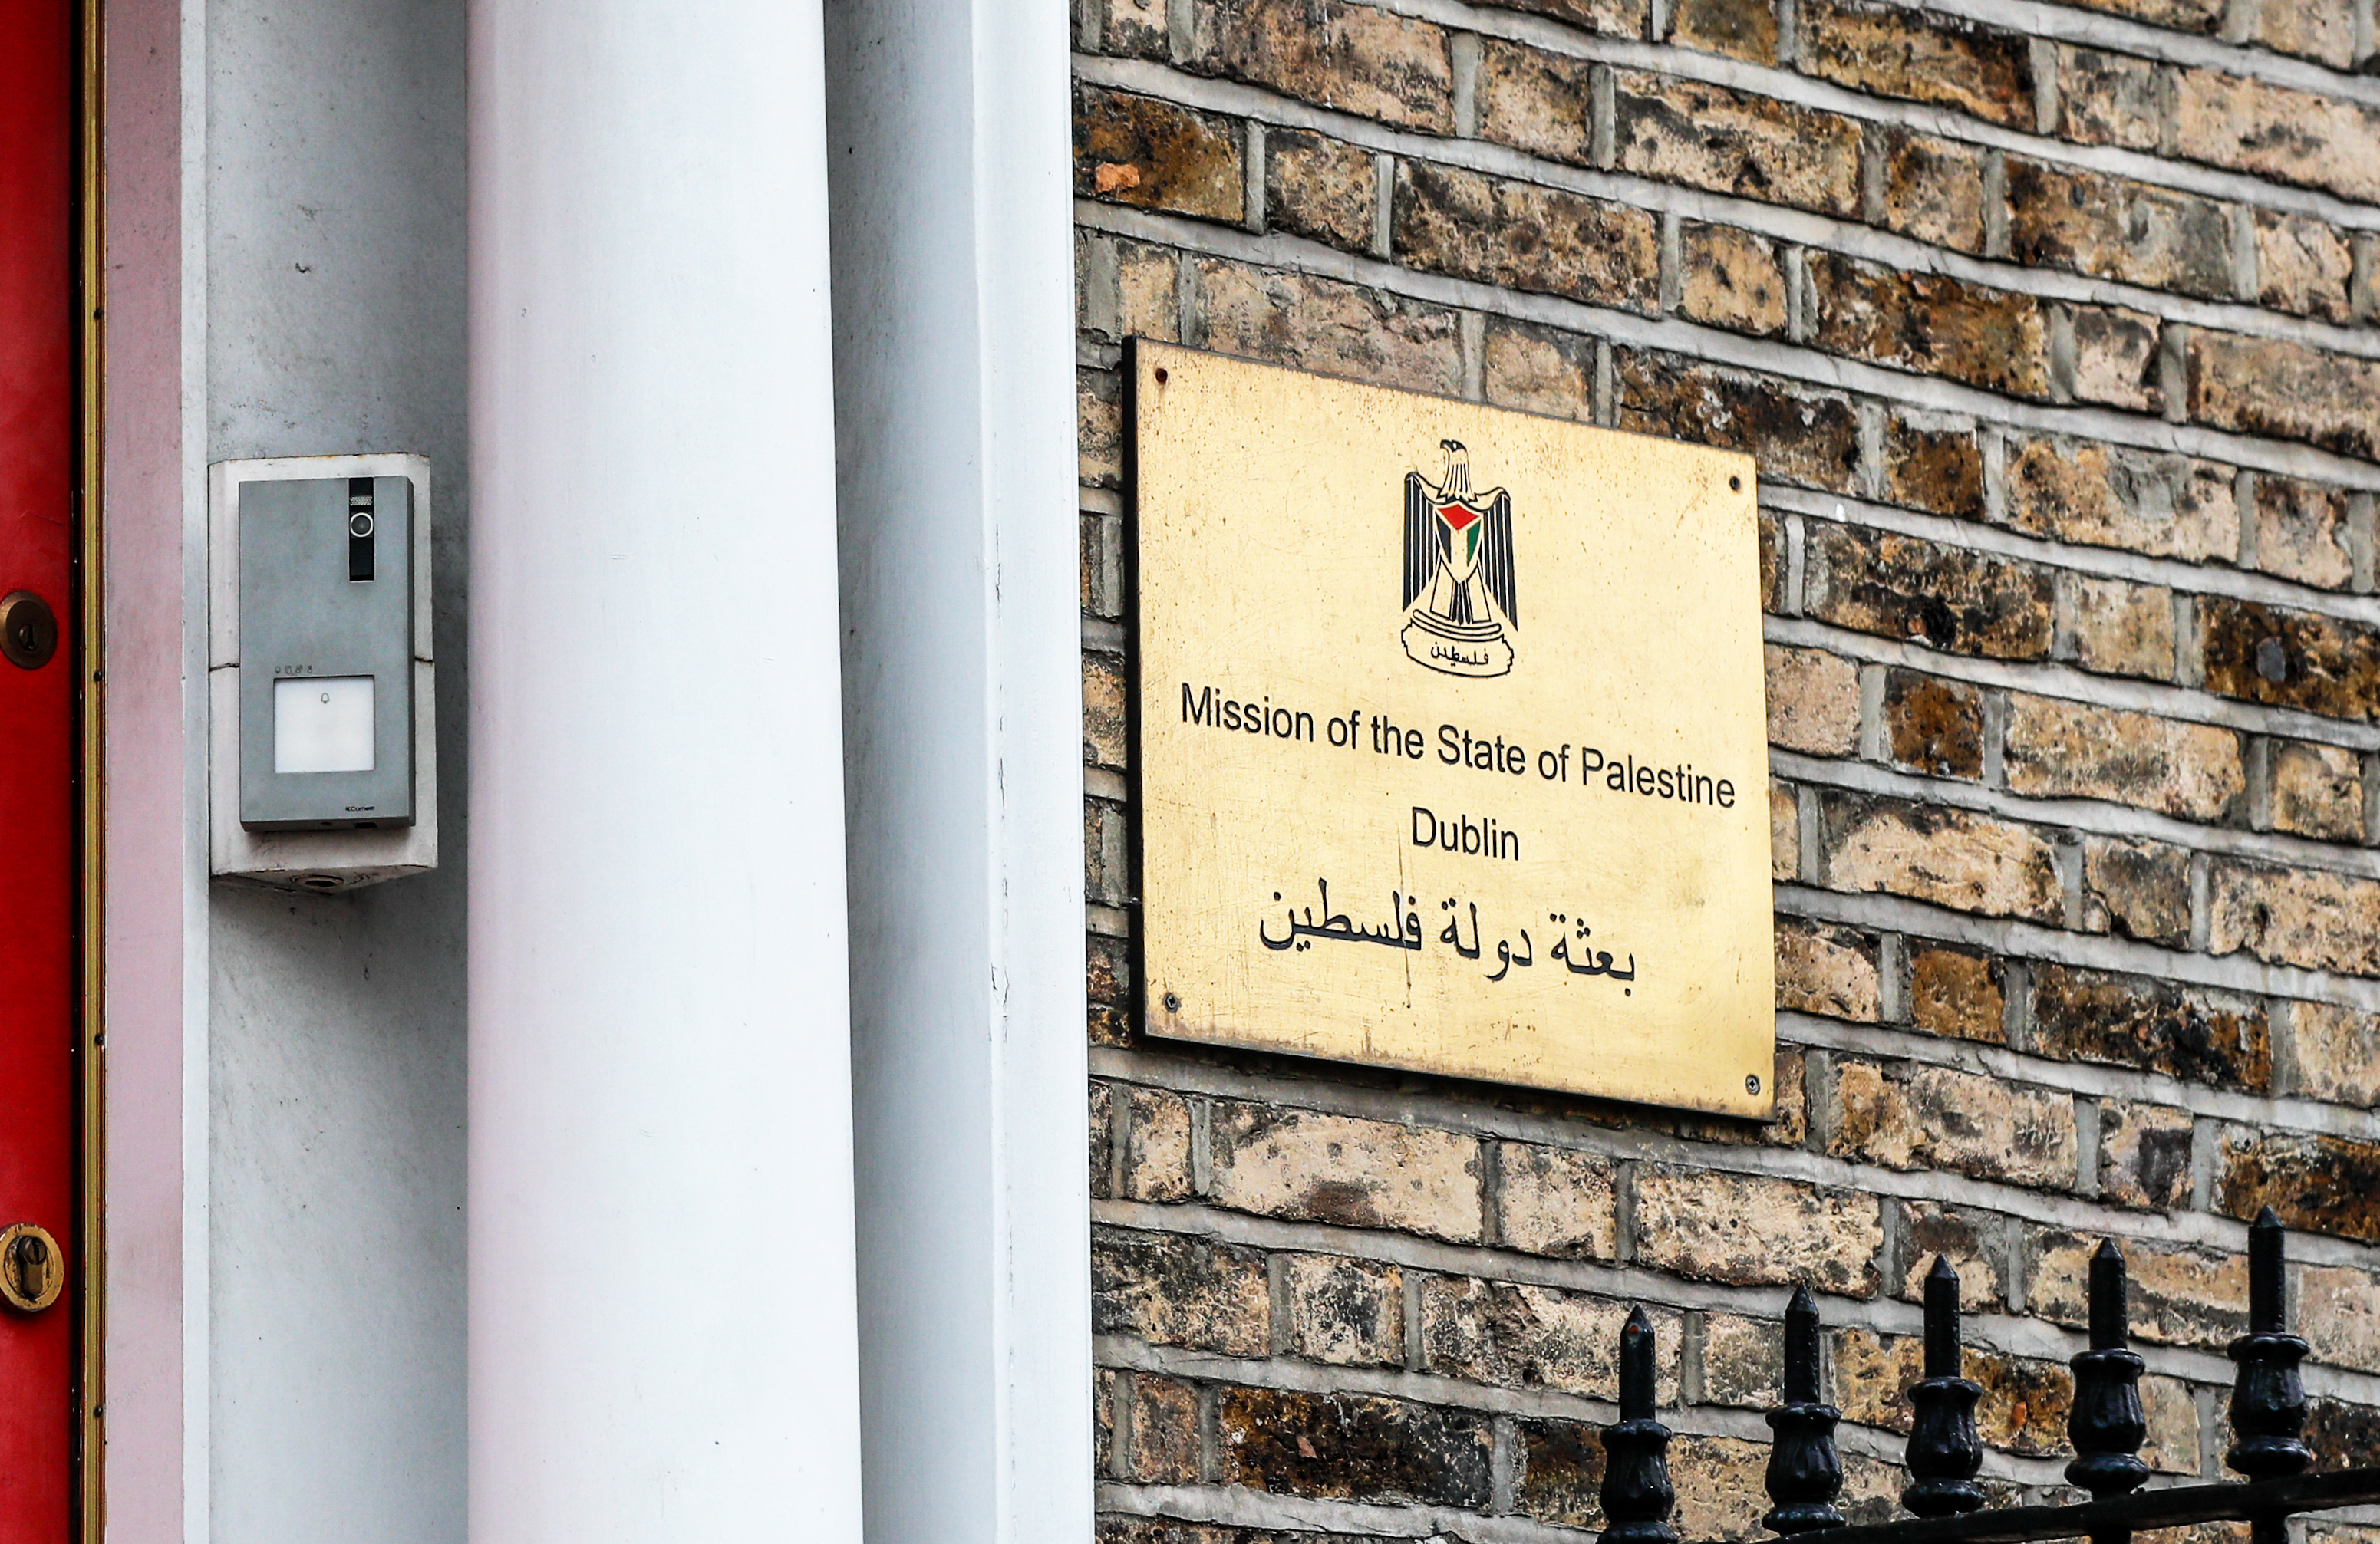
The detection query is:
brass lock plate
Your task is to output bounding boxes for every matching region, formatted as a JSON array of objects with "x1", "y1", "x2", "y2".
[
  {"x1": 0, "y1": 590, "x2": 58, "y2": 670},
  {"x1": 0, "y1": 1223, "x2": 63, "y2": 1312}
]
